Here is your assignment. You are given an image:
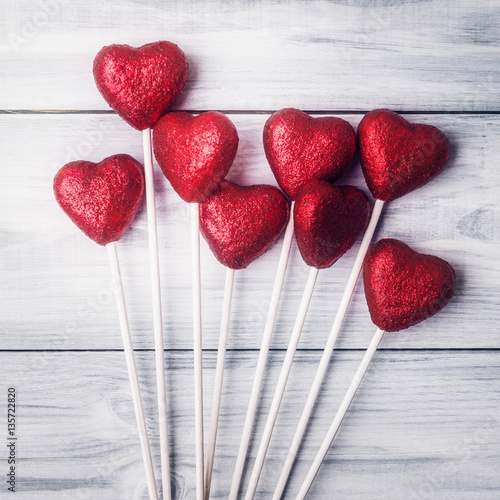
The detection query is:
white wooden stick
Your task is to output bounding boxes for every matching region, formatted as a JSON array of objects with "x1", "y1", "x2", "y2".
[
  {"x1": 272, "y1": 198, "x2": 385, "y2": 499},
  {"x1": 106, "y1": 242, "x2": 159, "y2": 500},
  {"x1": 295, "y1": 327, "x2": 385, "y2": 500},
  {"x1": 245, "y1": 266, "x2": 319, "y2": 500},
  {"x1": 143, "y1": 127, "x2": 171, "y2": 500},
  {"x1": 229, "y1": 203, "x2": 295, "y2": 500},
  {"x1": 204, "y1": 266, "x2": 236, "y2": 500},
  {"x1": 191, "y1": 202, "x2": 205, "y2": 500}
]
